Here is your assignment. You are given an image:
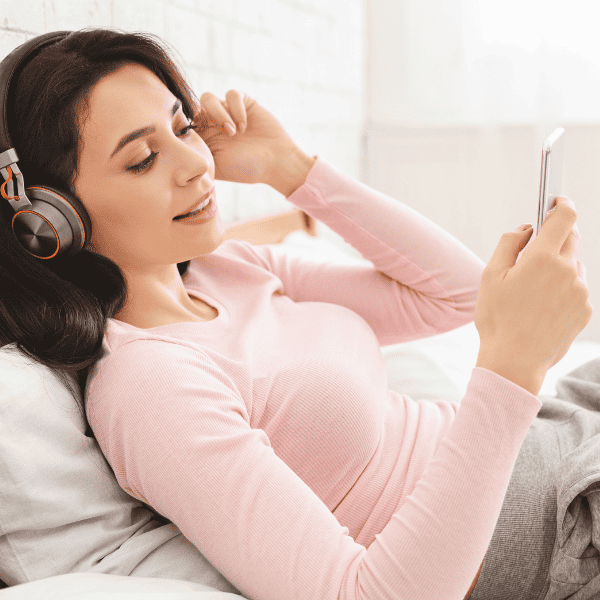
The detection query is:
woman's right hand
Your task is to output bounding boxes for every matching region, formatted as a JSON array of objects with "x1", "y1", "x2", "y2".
[{"x1": 474, "y1": 196, "x2": 593, "y2": 390}]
